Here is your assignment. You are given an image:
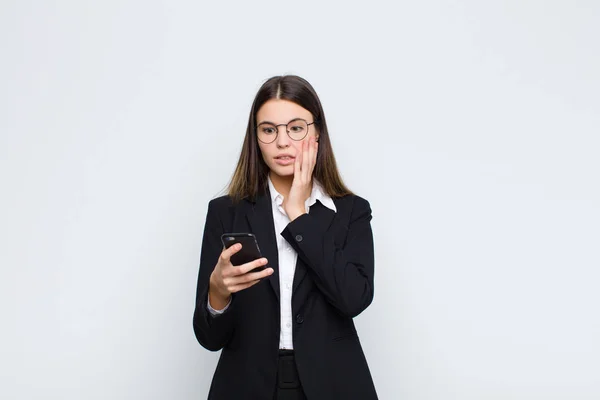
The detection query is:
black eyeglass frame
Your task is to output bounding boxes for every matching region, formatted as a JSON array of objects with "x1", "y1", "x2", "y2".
[{"x1": 256, "y1": 118, "x2": 317, "y2": 144}]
